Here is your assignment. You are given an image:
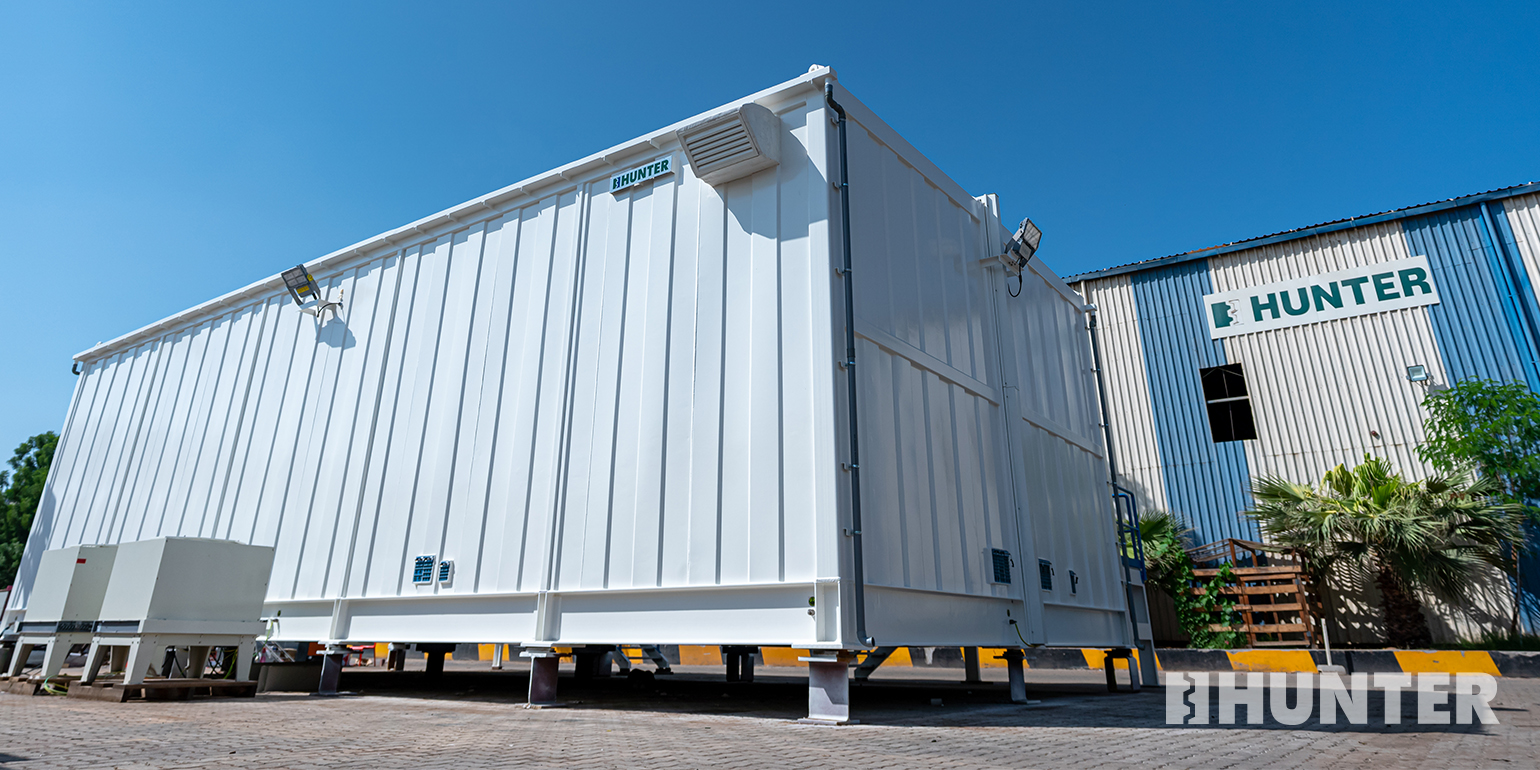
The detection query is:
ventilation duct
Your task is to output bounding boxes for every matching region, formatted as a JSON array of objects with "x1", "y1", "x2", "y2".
[{"x1": 676, "y1": 103, "x2": 781, "y2": 186}]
